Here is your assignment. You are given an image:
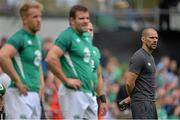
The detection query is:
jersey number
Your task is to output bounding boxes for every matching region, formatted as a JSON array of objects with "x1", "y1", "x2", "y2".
[
  {"x1": 83, "y1": 47, "x2": 91, "y2": 63},
  {"x1": 83, "y1": 47, "x2": 95, "y2": 71},
  {"x1": 34, "y1": 50, "x2": 42, "y2": 66}
]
